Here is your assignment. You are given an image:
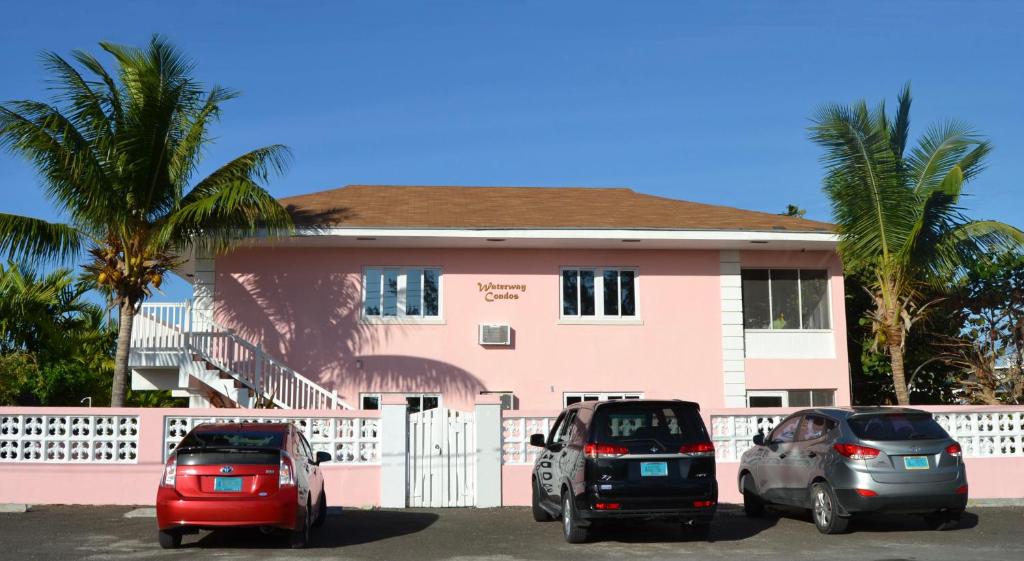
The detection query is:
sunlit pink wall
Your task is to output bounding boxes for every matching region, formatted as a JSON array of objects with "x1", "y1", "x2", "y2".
[{"x1": 216, "y1": 247, "x2": 741, "y2": 411}]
